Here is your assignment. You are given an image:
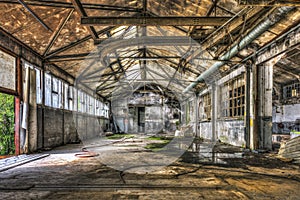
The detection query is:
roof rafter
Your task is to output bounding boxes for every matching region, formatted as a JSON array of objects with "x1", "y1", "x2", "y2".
[
  {"x1": 45, "y1": 26, "x2": 114, "y2": 58},
  {"x1": 0, "y1": 0, "x2": 140, "y2": 12},
  {"x1": 81, "y1": 16, "x2": 231, "y2": 26},
  {"x1": 70, "y1": 0, "x2": 98, "y2": 39},
  {"x1": 43, "y1": 9, "x2": 74, "y2": 56}
]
